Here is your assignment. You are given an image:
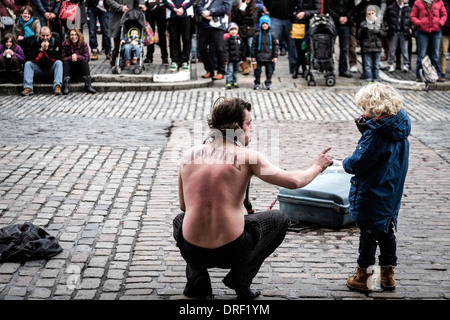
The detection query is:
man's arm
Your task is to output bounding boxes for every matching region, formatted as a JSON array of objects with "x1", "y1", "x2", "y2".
[{"x1": 249, "y1": 147, "x2": 333, "y2": 189}]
